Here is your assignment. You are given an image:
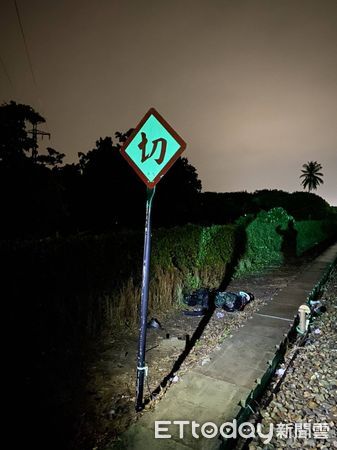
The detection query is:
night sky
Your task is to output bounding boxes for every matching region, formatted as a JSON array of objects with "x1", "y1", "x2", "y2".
[{"x1": 1, "y1": 0, "x2": 336, "y2": 205}]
